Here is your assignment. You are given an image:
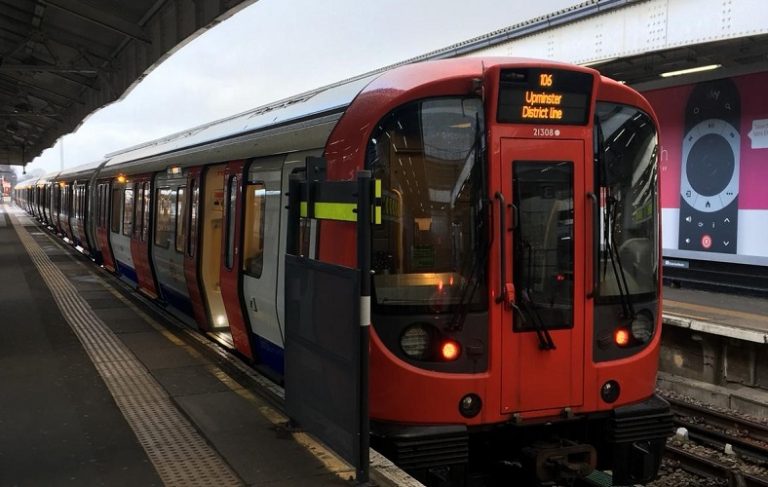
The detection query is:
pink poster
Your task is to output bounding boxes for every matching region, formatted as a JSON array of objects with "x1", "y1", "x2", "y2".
[{"x1": 644, "y1": 72, "x2": 768, "y2": 266}]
